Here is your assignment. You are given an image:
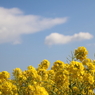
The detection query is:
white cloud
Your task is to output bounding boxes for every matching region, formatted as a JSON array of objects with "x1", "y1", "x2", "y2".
[
  {"x1": 45, "y1": 32, "x2": 93, "y2": 45},
  {"x1": 0, "y1": 7, "x2": 68, "y2": 44}
]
